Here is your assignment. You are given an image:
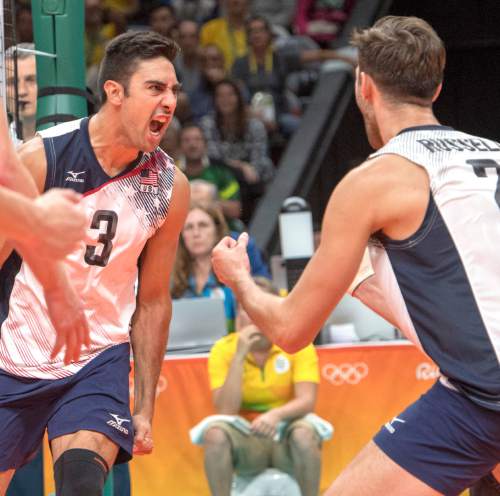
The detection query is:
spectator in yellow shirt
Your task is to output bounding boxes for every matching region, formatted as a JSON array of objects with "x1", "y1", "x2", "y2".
[
  {"x1": 203, "y1": 277, "x2": 322, "y2": 496},
  {"x1": 200, "y1": 0, "x2": 249, "y2": 70}
]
